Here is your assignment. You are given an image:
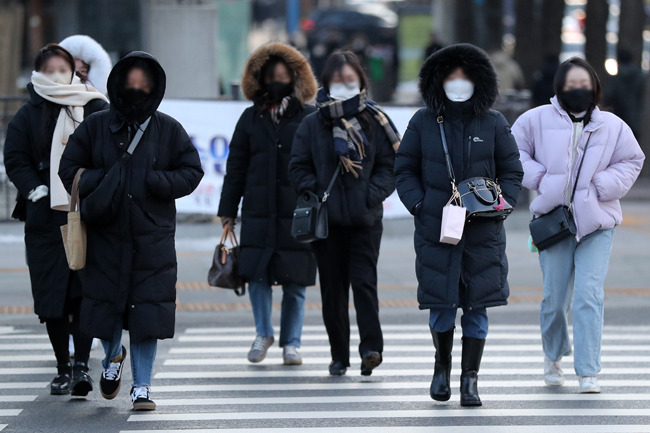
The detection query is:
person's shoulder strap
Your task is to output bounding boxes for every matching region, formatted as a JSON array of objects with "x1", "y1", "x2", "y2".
[
  {"x1": 121, "y1": 117, "x2": 151, "y2": 160},
  {"x1": 569, "y1": 131, "x2": 593, "y2": 205},
  {"x1": 322, "y1": 163, "x2": 341, "y2": 202}
]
